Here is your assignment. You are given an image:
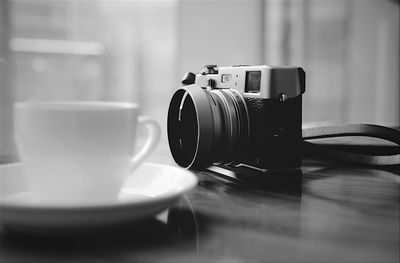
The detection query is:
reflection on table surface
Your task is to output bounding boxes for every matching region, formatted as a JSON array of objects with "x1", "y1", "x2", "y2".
[{"x1": 0, "y1": 155, "x2": 399, "y2": 263}]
